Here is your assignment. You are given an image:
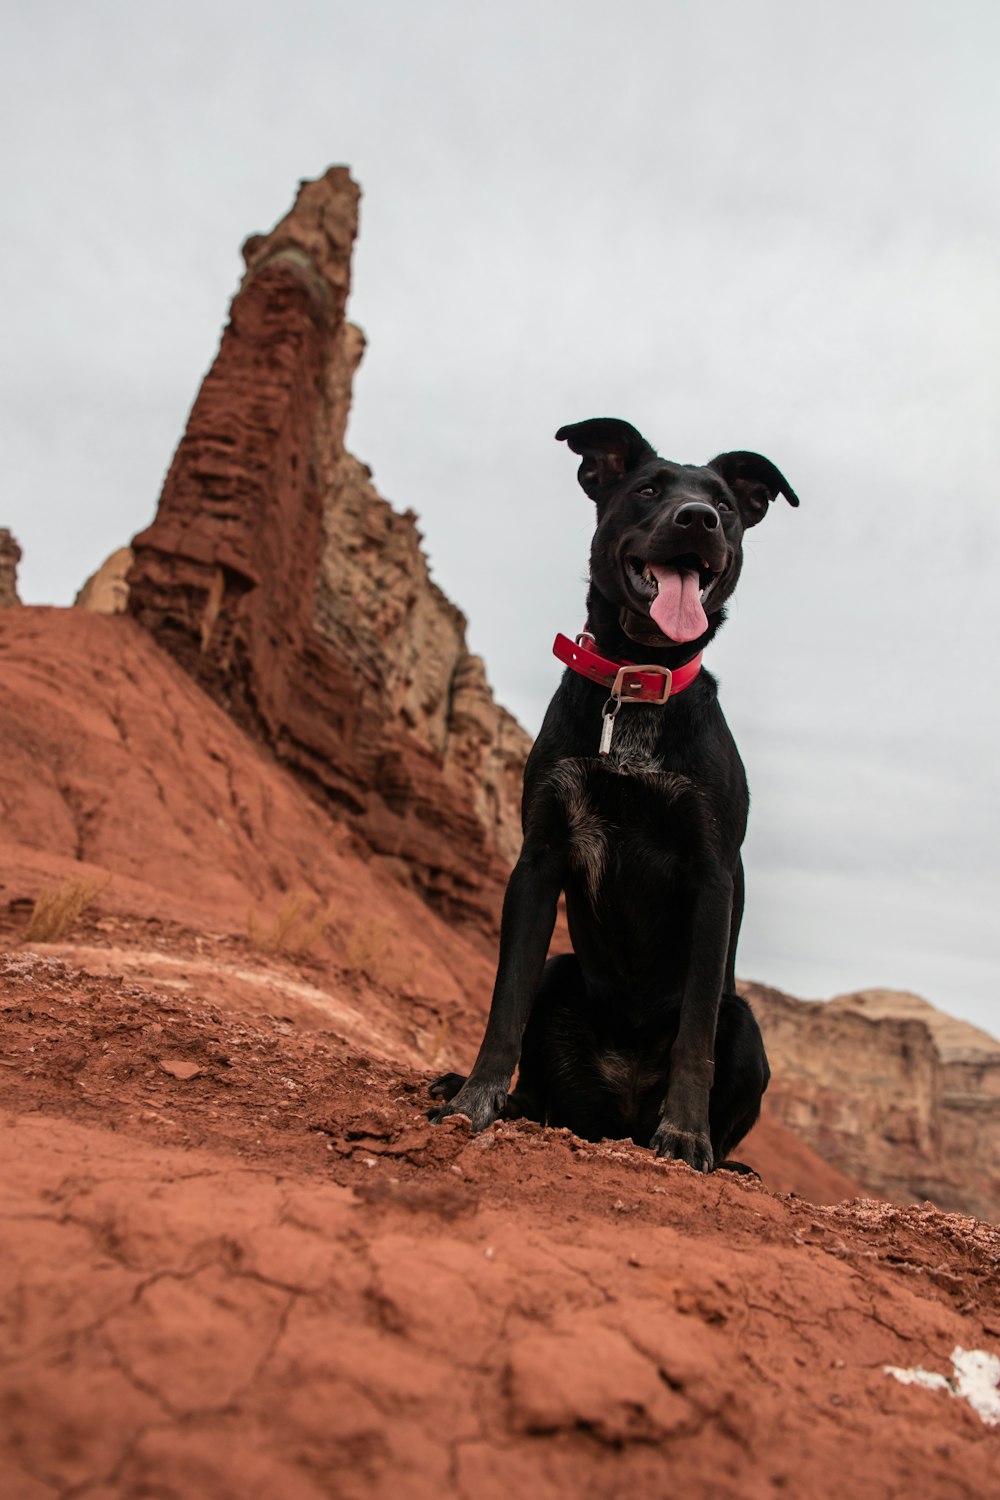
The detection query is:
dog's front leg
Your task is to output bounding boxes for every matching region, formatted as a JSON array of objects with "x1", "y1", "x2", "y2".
[
  {"x1": 651, "y1": 874, "x2": 732, "y2": 1172},
  {"x1": 430, "y1": 844, "x2": 563, "y2": 1132}
]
